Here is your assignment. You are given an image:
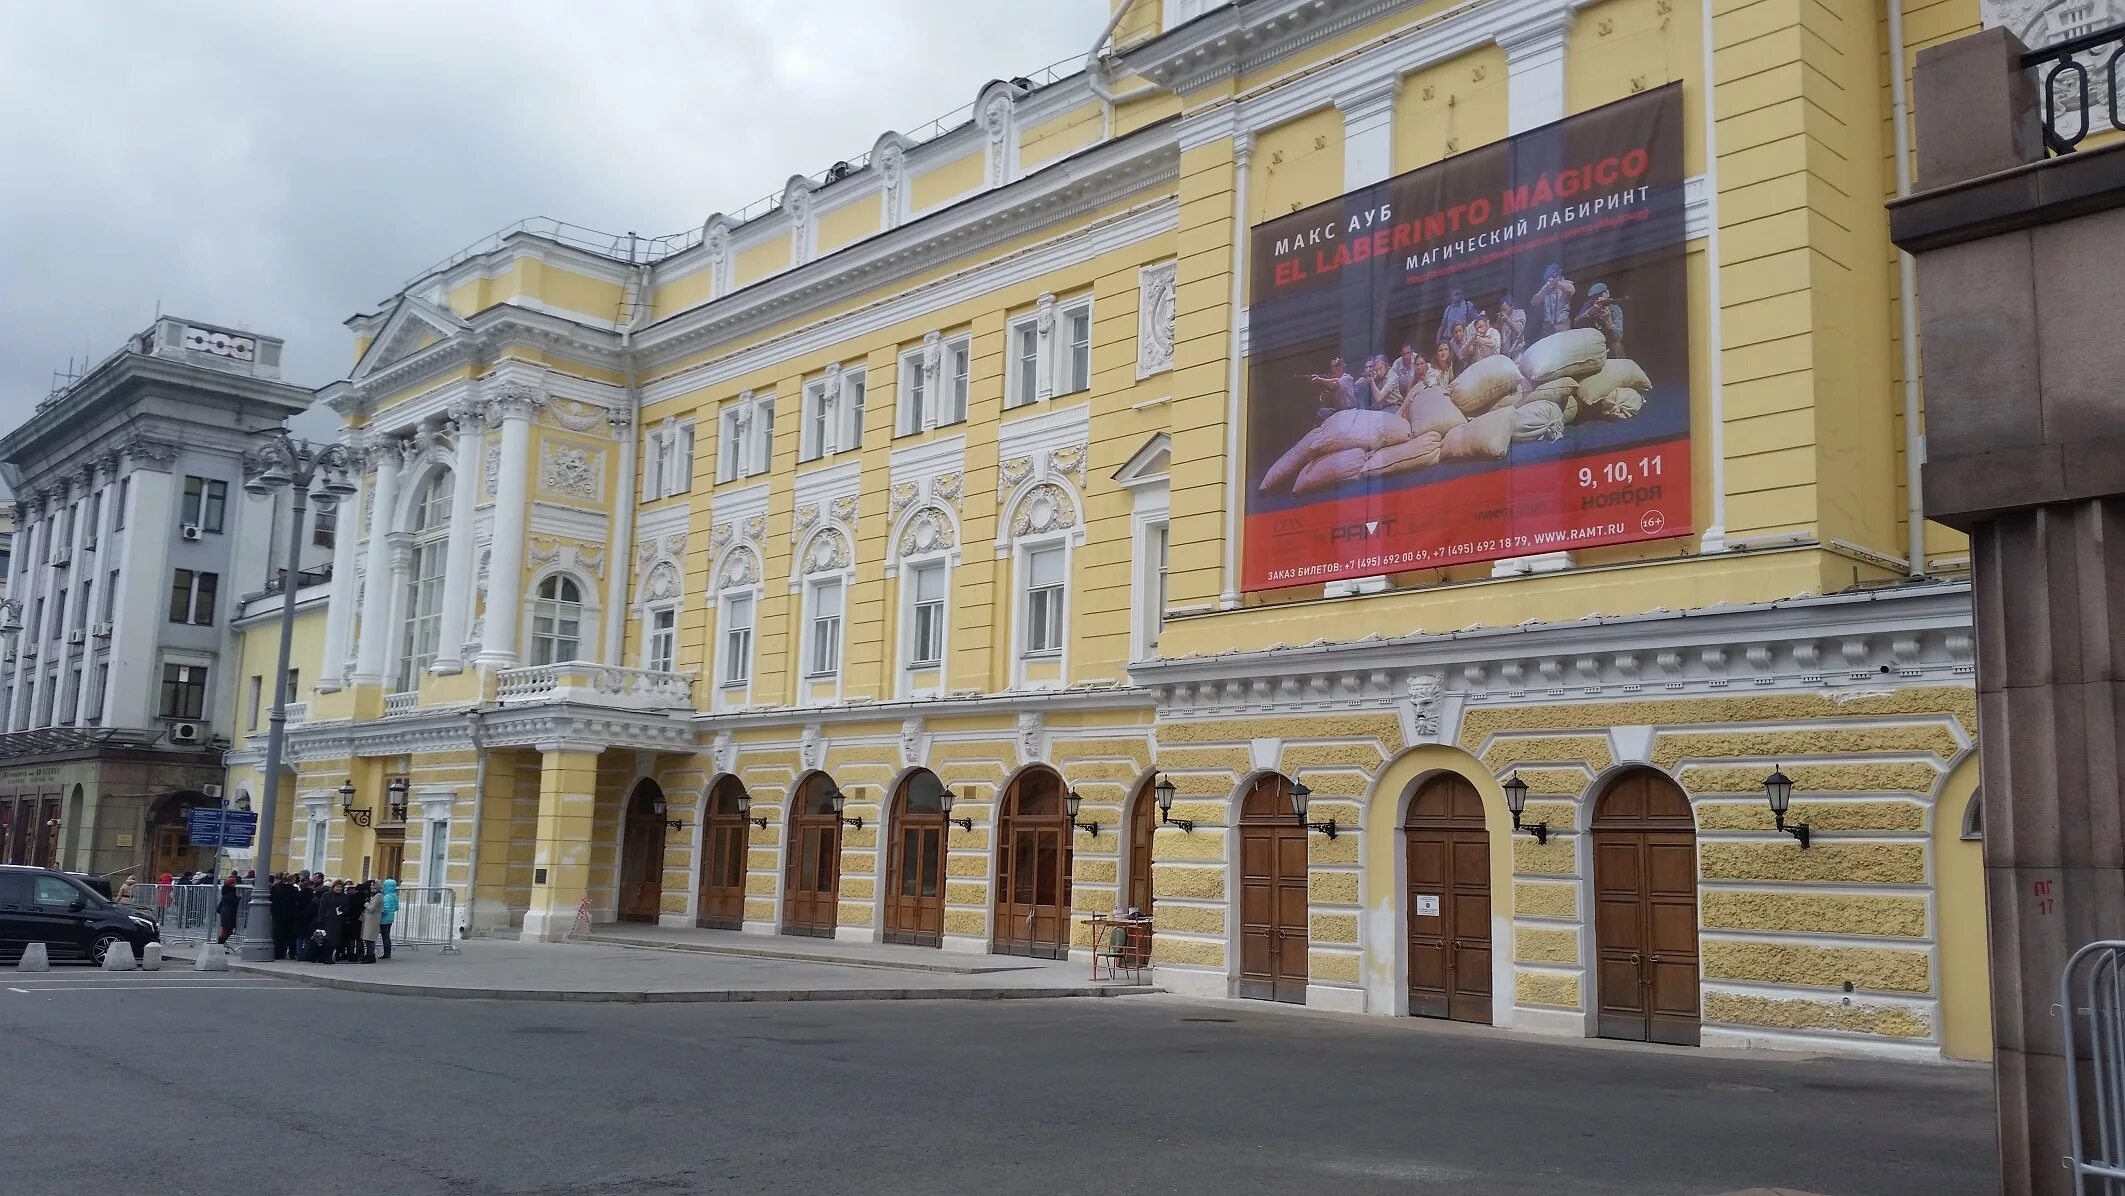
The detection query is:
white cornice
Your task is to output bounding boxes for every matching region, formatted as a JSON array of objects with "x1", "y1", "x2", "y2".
[{"x1": 695, "y1": 683, "x2": 1150, "y2": 731}]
